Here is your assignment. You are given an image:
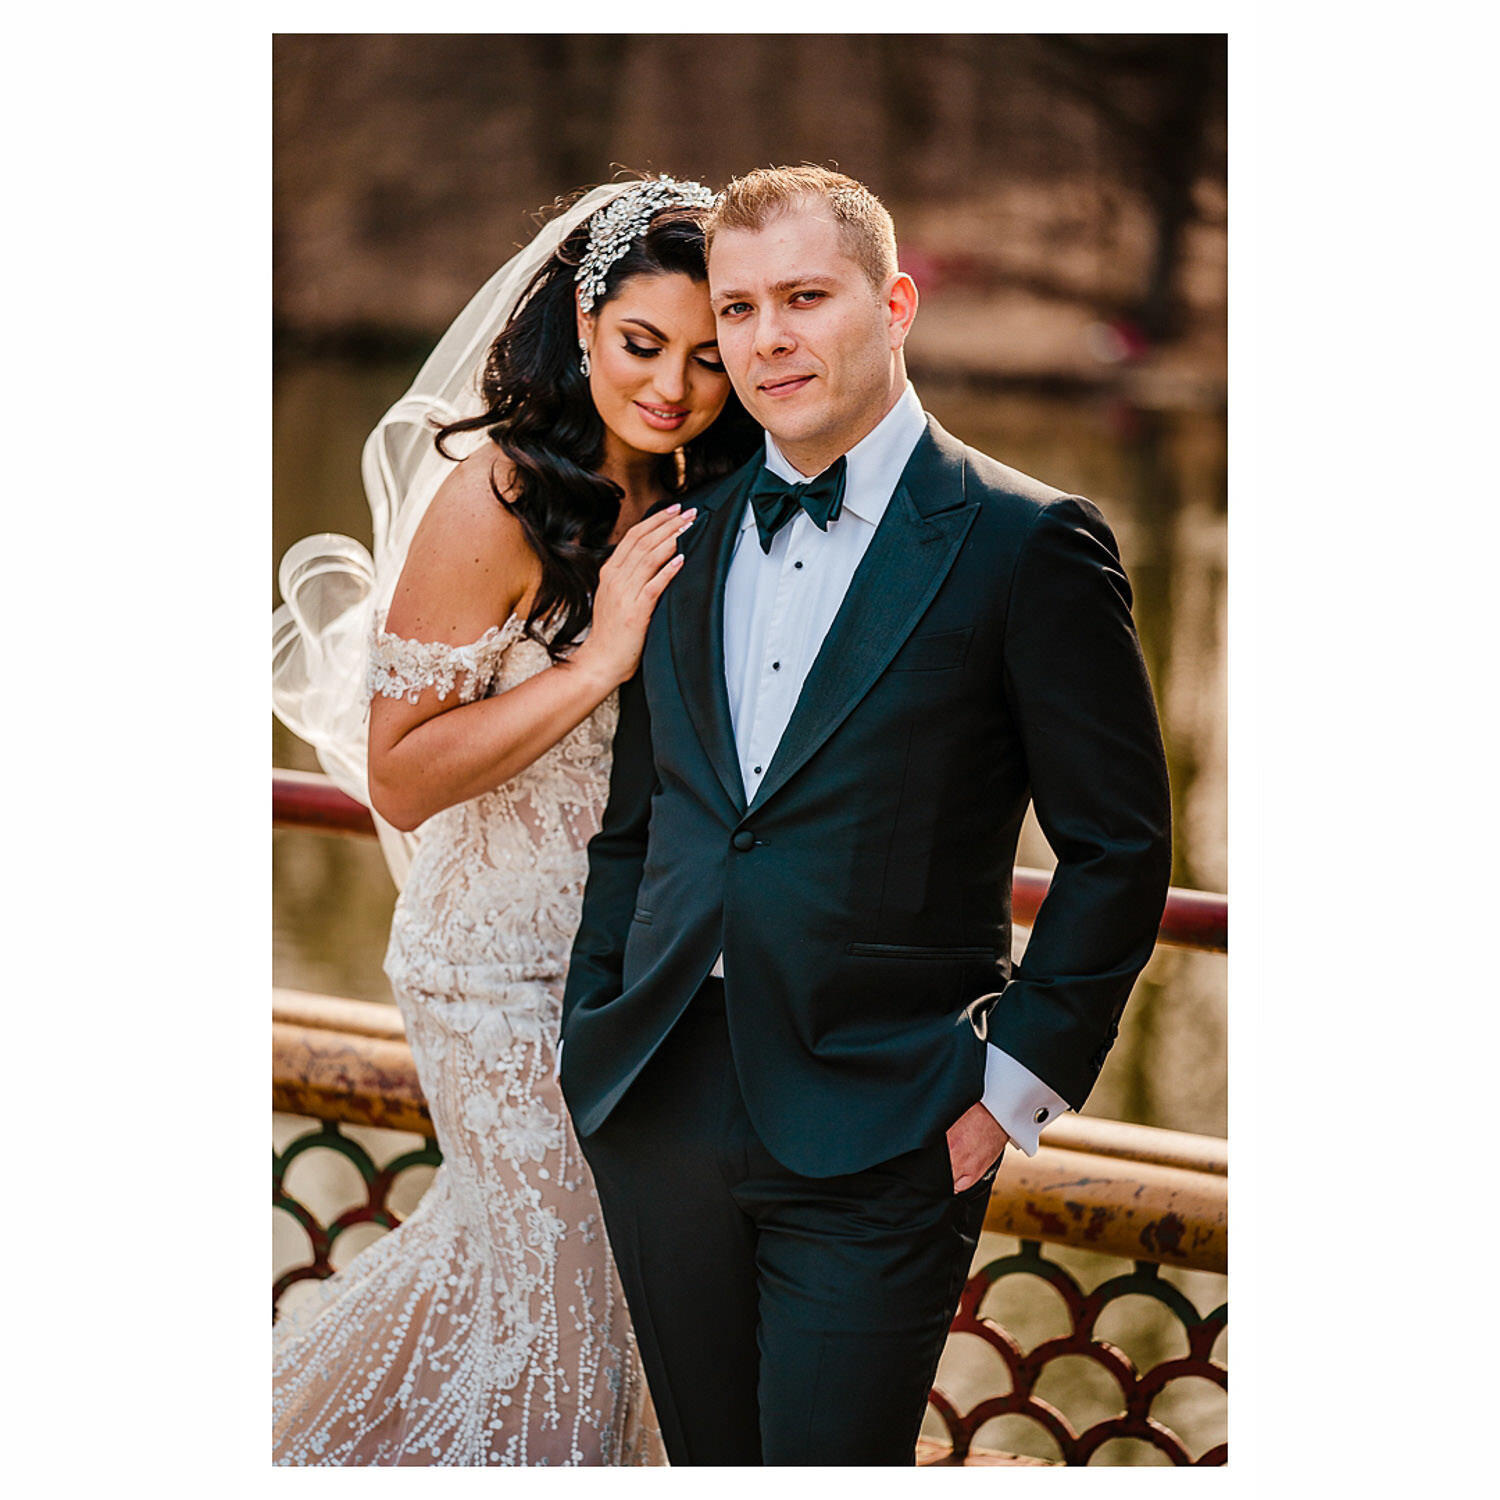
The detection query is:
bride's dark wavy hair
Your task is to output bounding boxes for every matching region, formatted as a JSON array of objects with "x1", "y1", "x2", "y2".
[{"x1": 434, "y1": 191, "x2": 760, "y2": 661}]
